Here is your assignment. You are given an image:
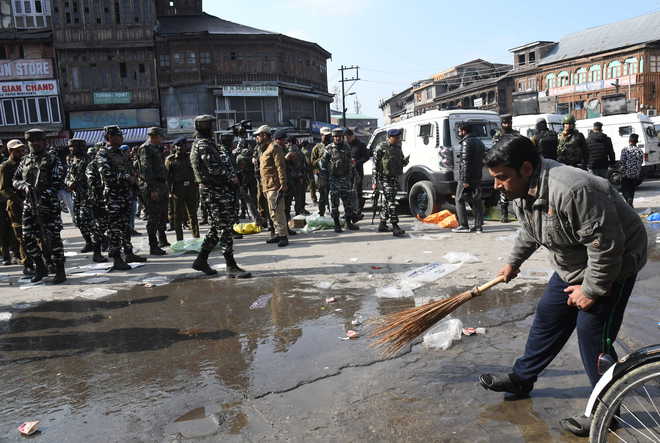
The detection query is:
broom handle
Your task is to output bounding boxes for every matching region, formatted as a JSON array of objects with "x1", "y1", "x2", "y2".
[{"x1": 472, "y1": 275, "x2": 507, "y2": 297}]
